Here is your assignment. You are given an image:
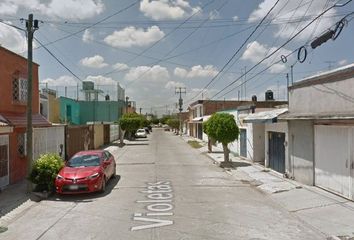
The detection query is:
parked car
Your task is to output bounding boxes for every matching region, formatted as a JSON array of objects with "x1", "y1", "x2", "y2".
[
  {"x1": 55, "y1": 150, "x2": 116, "y2": 194},
  {"x1": 136, "y1": 128, "x2": 147, "y2": 138}
]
